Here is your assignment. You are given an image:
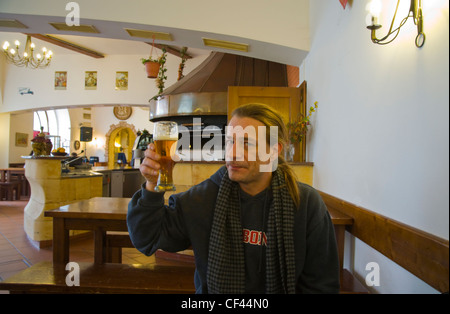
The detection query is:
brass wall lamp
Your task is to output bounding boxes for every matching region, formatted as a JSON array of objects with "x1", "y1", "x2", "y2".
[{"x1": 367, "y1": 0, "x2": 425, "y2": 48}]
